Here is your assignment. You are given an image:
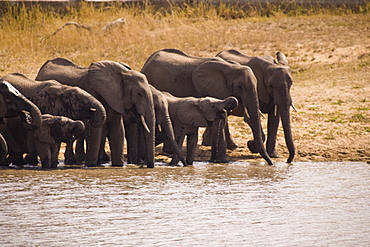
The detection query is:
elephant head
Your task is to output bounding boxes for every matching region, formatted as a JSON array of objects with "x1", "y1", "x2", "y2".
[
  {"x1": 0, "y1": 79, "x2": 42, "y2": 131},
  {"x1": 87, "y1": 61, "x2": 156, "y2": 167},
  {"x1": 3, "y1": 73, "x2": 106, "y2": 129},
  {"x1": 217, "y1": 50, "x2": 295, "y2": 163},
  {"x1": 192, "y1": 58, "x2": 274, "y2": 165},
  {"x1": 175, "y1": 95, "x2": 238, "y2": 127},
  {"x1": 35, "y1": 114, "x2": 85, "y2": 144},
  {"x1": 52, "y1": 84, "x2": 106, "y2": 129}
]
